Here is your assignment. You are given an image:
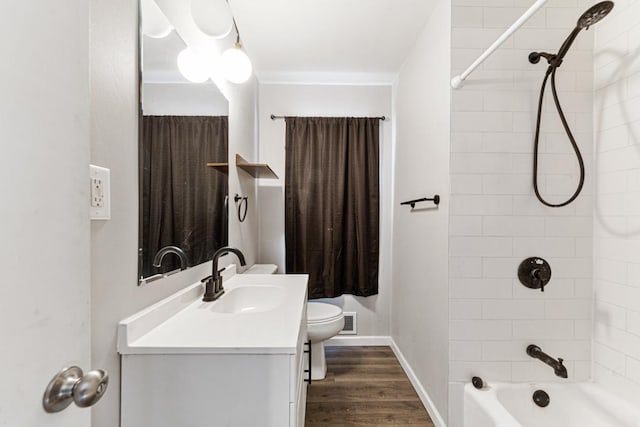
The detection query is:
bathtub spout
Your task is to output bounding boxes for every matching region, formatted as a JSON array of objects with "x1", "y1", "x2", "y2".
[{"x1": 526, "y1": 344, "x2": 568, "y2": 378}]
